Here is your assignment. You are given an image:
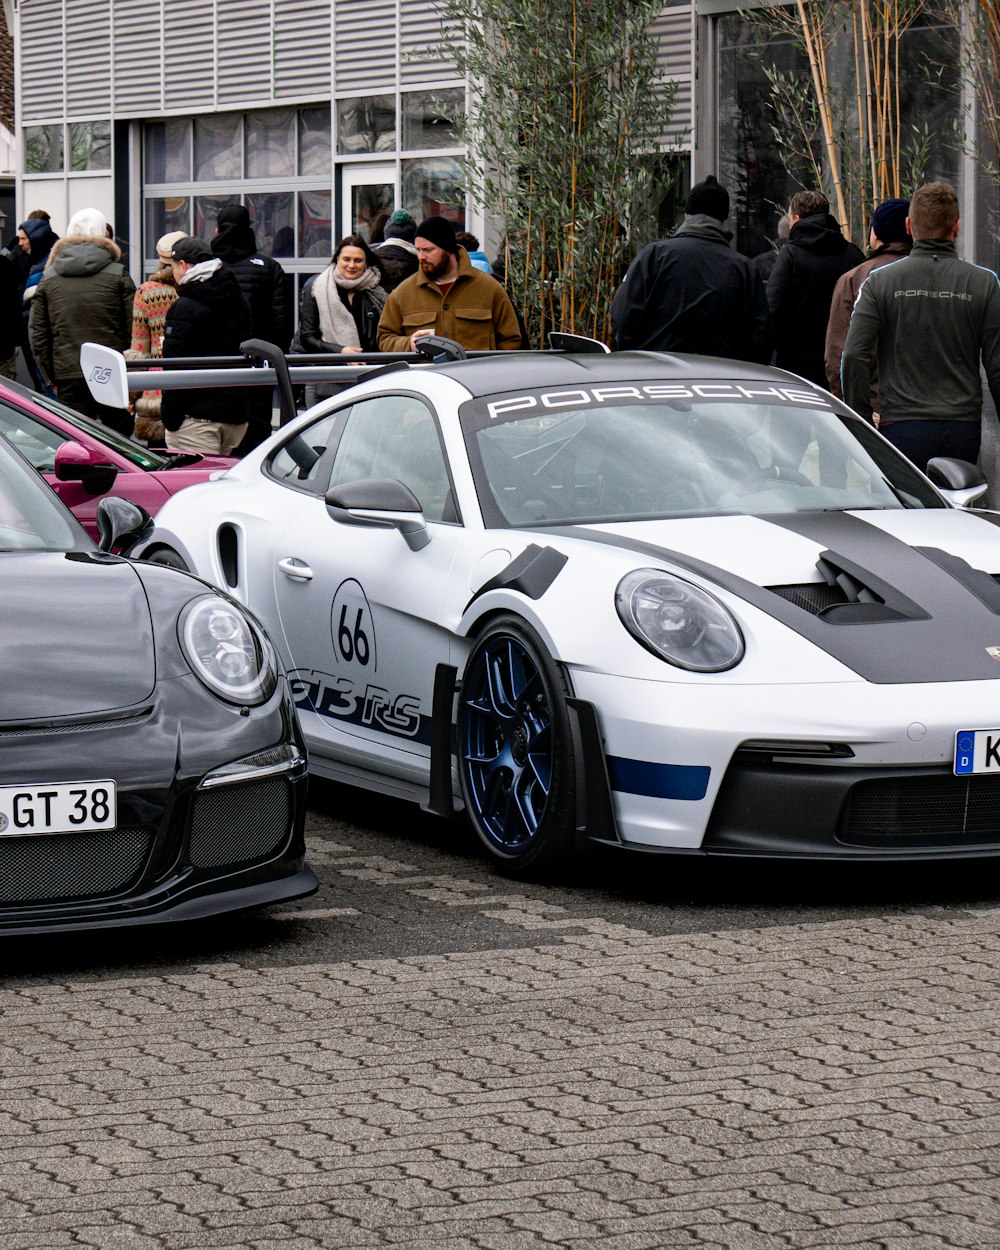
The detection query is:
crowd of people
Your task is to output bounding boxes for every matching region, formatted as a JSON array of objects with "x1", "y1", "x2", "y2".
[{"x1": 7, "y1": 176, "x2": 1000, "y2": 475}]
